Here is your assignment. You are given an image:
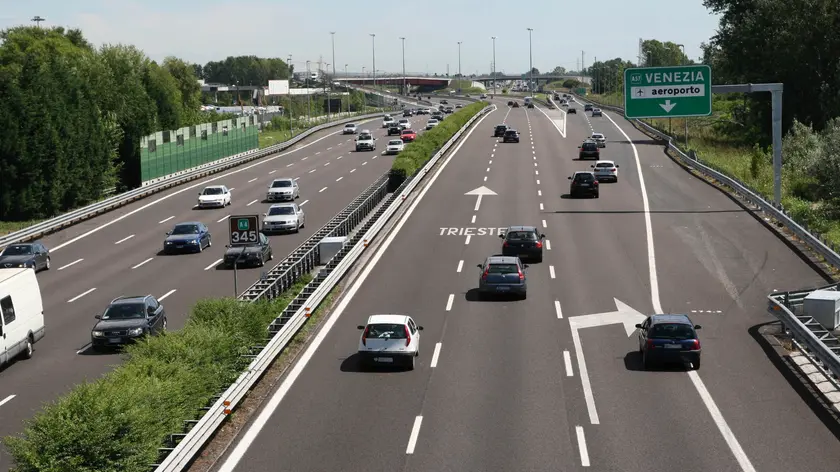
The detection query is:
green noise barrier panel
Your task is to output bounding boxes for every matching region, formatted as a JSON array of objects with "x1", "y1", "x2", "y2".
[{"x1": 140, "y1": 116, "x2": 260, "y2": 183}]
